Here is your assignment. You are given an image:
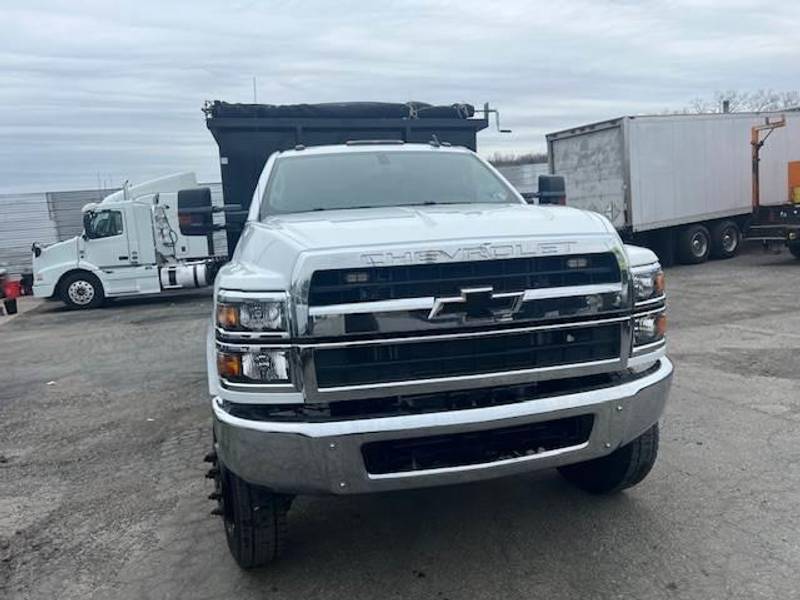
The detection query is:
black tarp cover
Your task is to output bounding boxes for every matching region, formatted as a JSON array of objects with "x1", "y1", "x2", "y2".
[{"x1": 206, "y1": 101, "x2": 475, "y2": 120}]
